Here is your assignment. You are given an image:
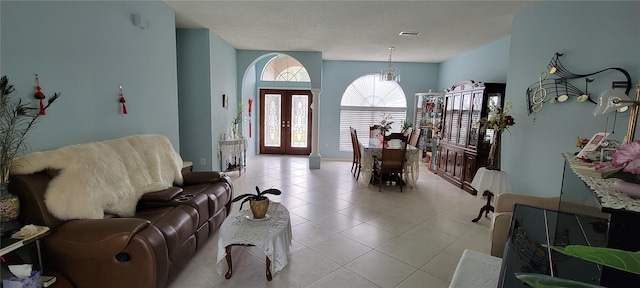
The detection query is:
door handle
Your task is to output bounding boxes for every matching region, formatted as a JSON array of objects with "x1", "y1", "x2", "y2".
[{"x1": 286, "y1": 120, "x2": 290, "y2": 128}]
